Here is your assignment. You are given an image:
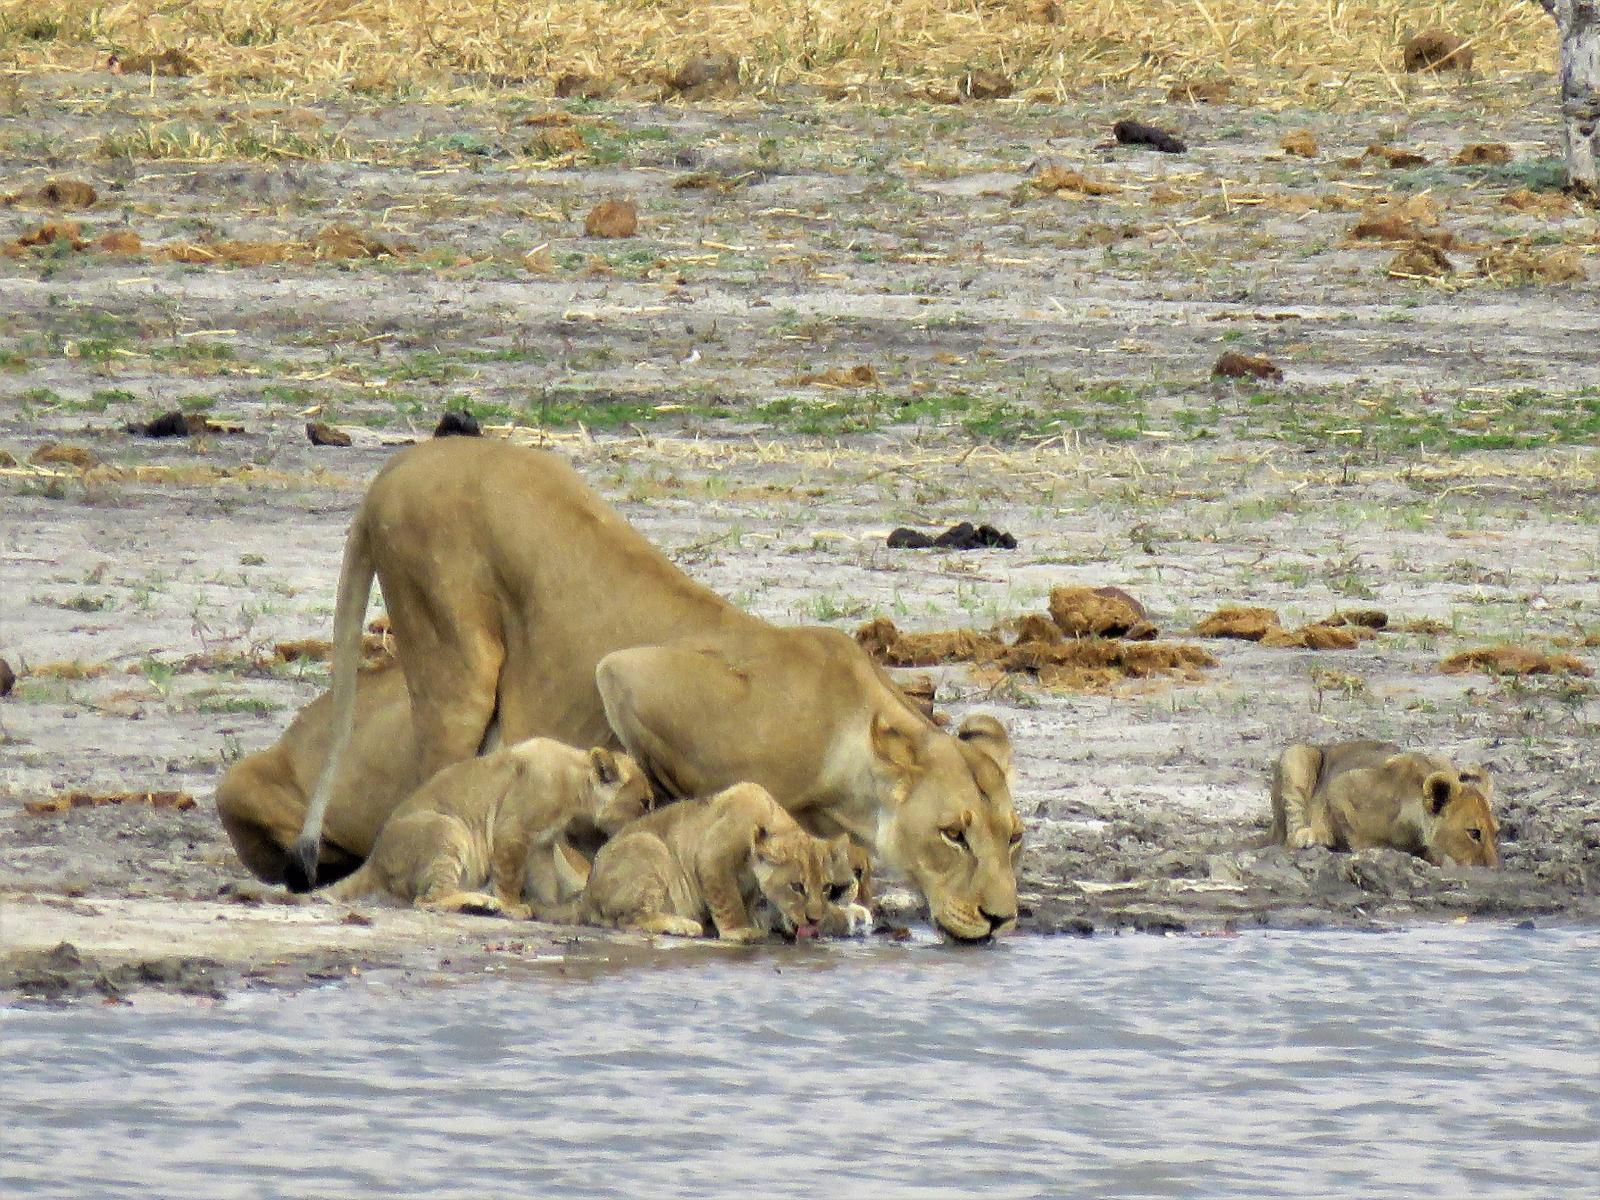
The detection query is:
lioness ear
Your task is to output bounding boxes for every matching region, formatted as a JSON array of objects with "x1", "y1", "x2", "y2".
[
  {"x1": 1423, "y1": 771, "x2": 1455, "y2": 816},
  {"x1": 589, "y1": 747, "x2": 621, "y2": 786},
  {"x1": 870, "y1": 713, "x2": 923, "y2": 774},
  {"x1": 957, "y1": 713, "x2": 1012, "y2": 776}
]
